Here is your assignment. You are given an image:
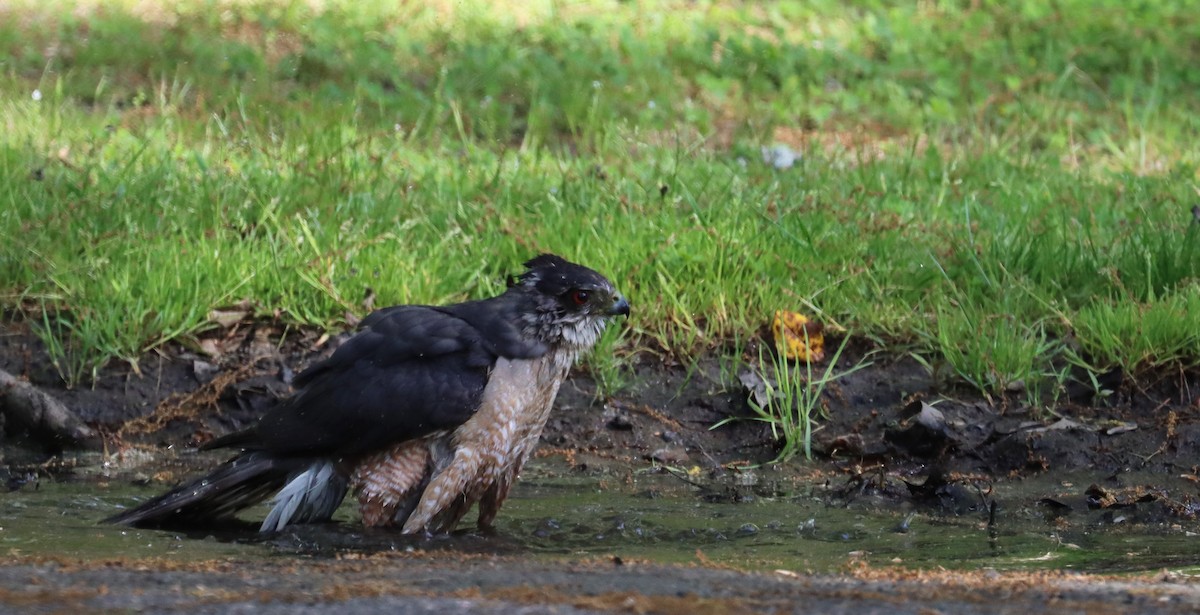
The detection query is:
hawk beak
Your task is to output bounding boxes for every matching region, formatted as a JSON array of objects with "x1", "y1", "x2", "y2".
[{"x1": 608, "y1": 295, "x2": 631, "y2": 317}]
